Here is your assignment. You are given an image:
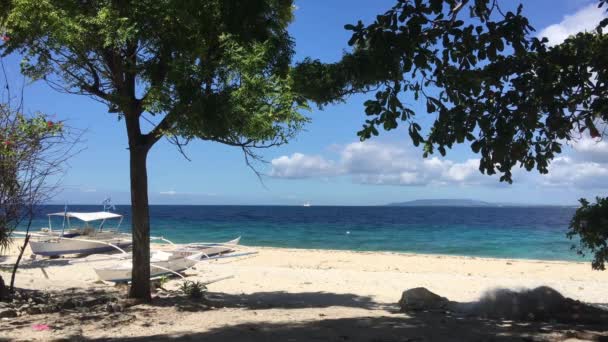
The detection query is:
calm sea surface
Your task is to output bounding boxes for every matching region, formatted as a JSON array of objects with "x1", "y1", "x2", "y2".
[{"x1": 22, "y1": 205, "x2": 584, "y2": 262}]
